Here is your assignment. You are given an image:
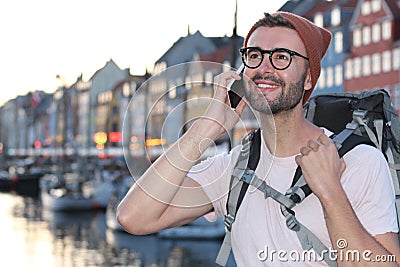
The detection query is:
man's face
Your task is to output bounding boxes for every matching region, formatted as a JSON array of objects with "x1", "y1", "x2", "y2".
[{"x1": 243, "y1": 26, "x2": 311, "y2": 114}]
